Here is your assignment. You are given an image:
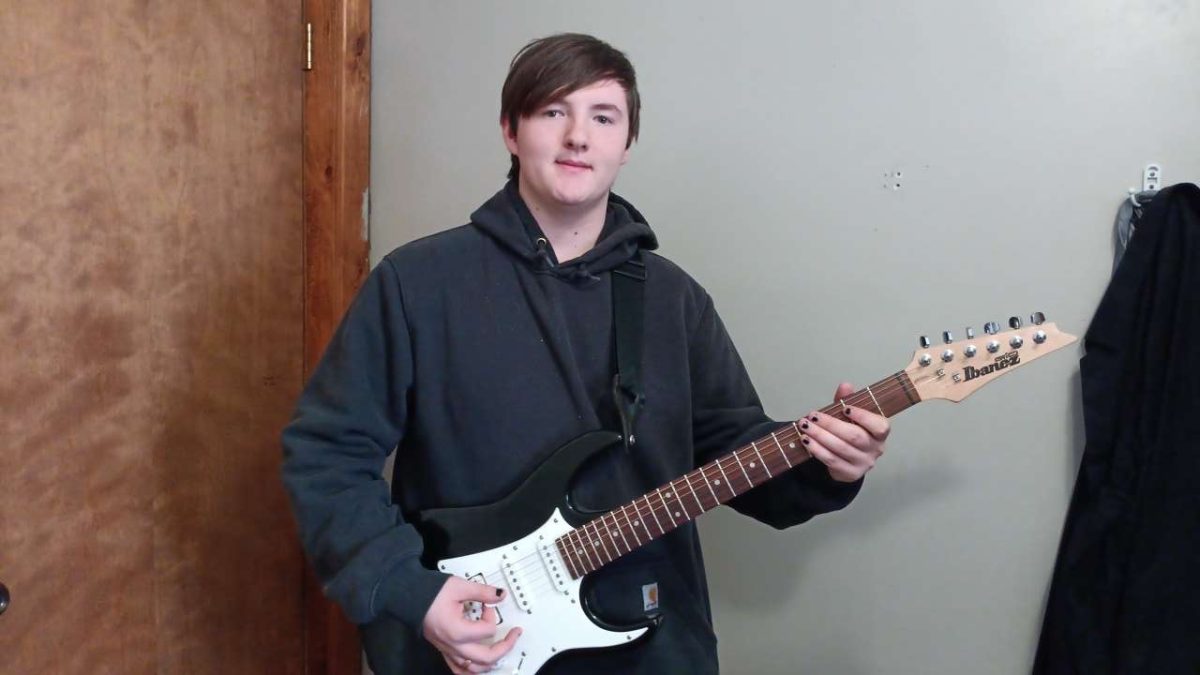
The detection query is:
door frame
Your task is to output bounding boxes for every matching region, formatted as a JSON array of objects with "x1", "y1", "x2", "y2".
[{"x1": 302, "y1": 0, "x2": 371, "y2": 671}]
